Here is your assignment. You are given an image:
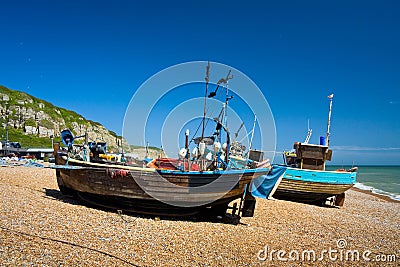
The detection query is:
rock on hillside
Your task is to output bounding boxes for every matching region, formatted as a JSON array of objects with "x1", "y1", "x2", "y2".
[{"x1": 0, "y1": 85, "x2": 130, "y2": 152}]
